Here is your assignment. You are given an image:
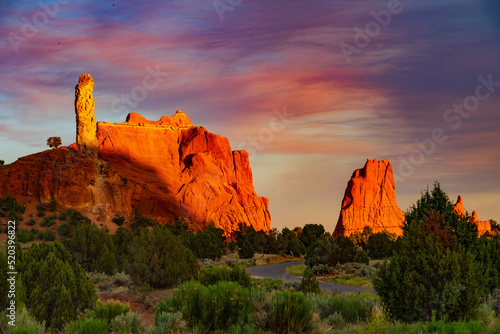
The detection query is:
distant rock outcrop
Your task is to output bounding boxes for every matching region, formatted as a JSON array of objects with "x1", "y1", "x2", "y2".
[
  {"x1": 452, "y1": 195, "x2": 491, "y2": 236},
  {"x1": 333, "y1": 159, "x2": 404, "y2": 237},
  {"x1": 75, "y1": 74, "x2": 98, "y2": 159}
]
